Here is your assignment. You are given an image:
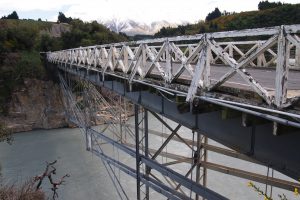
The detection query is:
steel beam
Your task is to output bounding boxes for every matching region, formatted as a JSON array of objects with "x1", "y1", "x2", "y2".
[
  {"x1": 135, "y1": 105, "x2": 141, "y2": 200},
  {"x1": 91, "y1": 149, "x2": 190, "y2": 200},
  {"x1": 87, "y1": 127, "x2": 228, "y2": 199},
  {"x1": 144, "y1": 110, "x2": 150, "y2": 200},
  {"x1": 141, "y1": 156, "x2": 228, "y2": 200},
  {"x1": 201, "y1": 161, "x2": 300, "y2": 192}
]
